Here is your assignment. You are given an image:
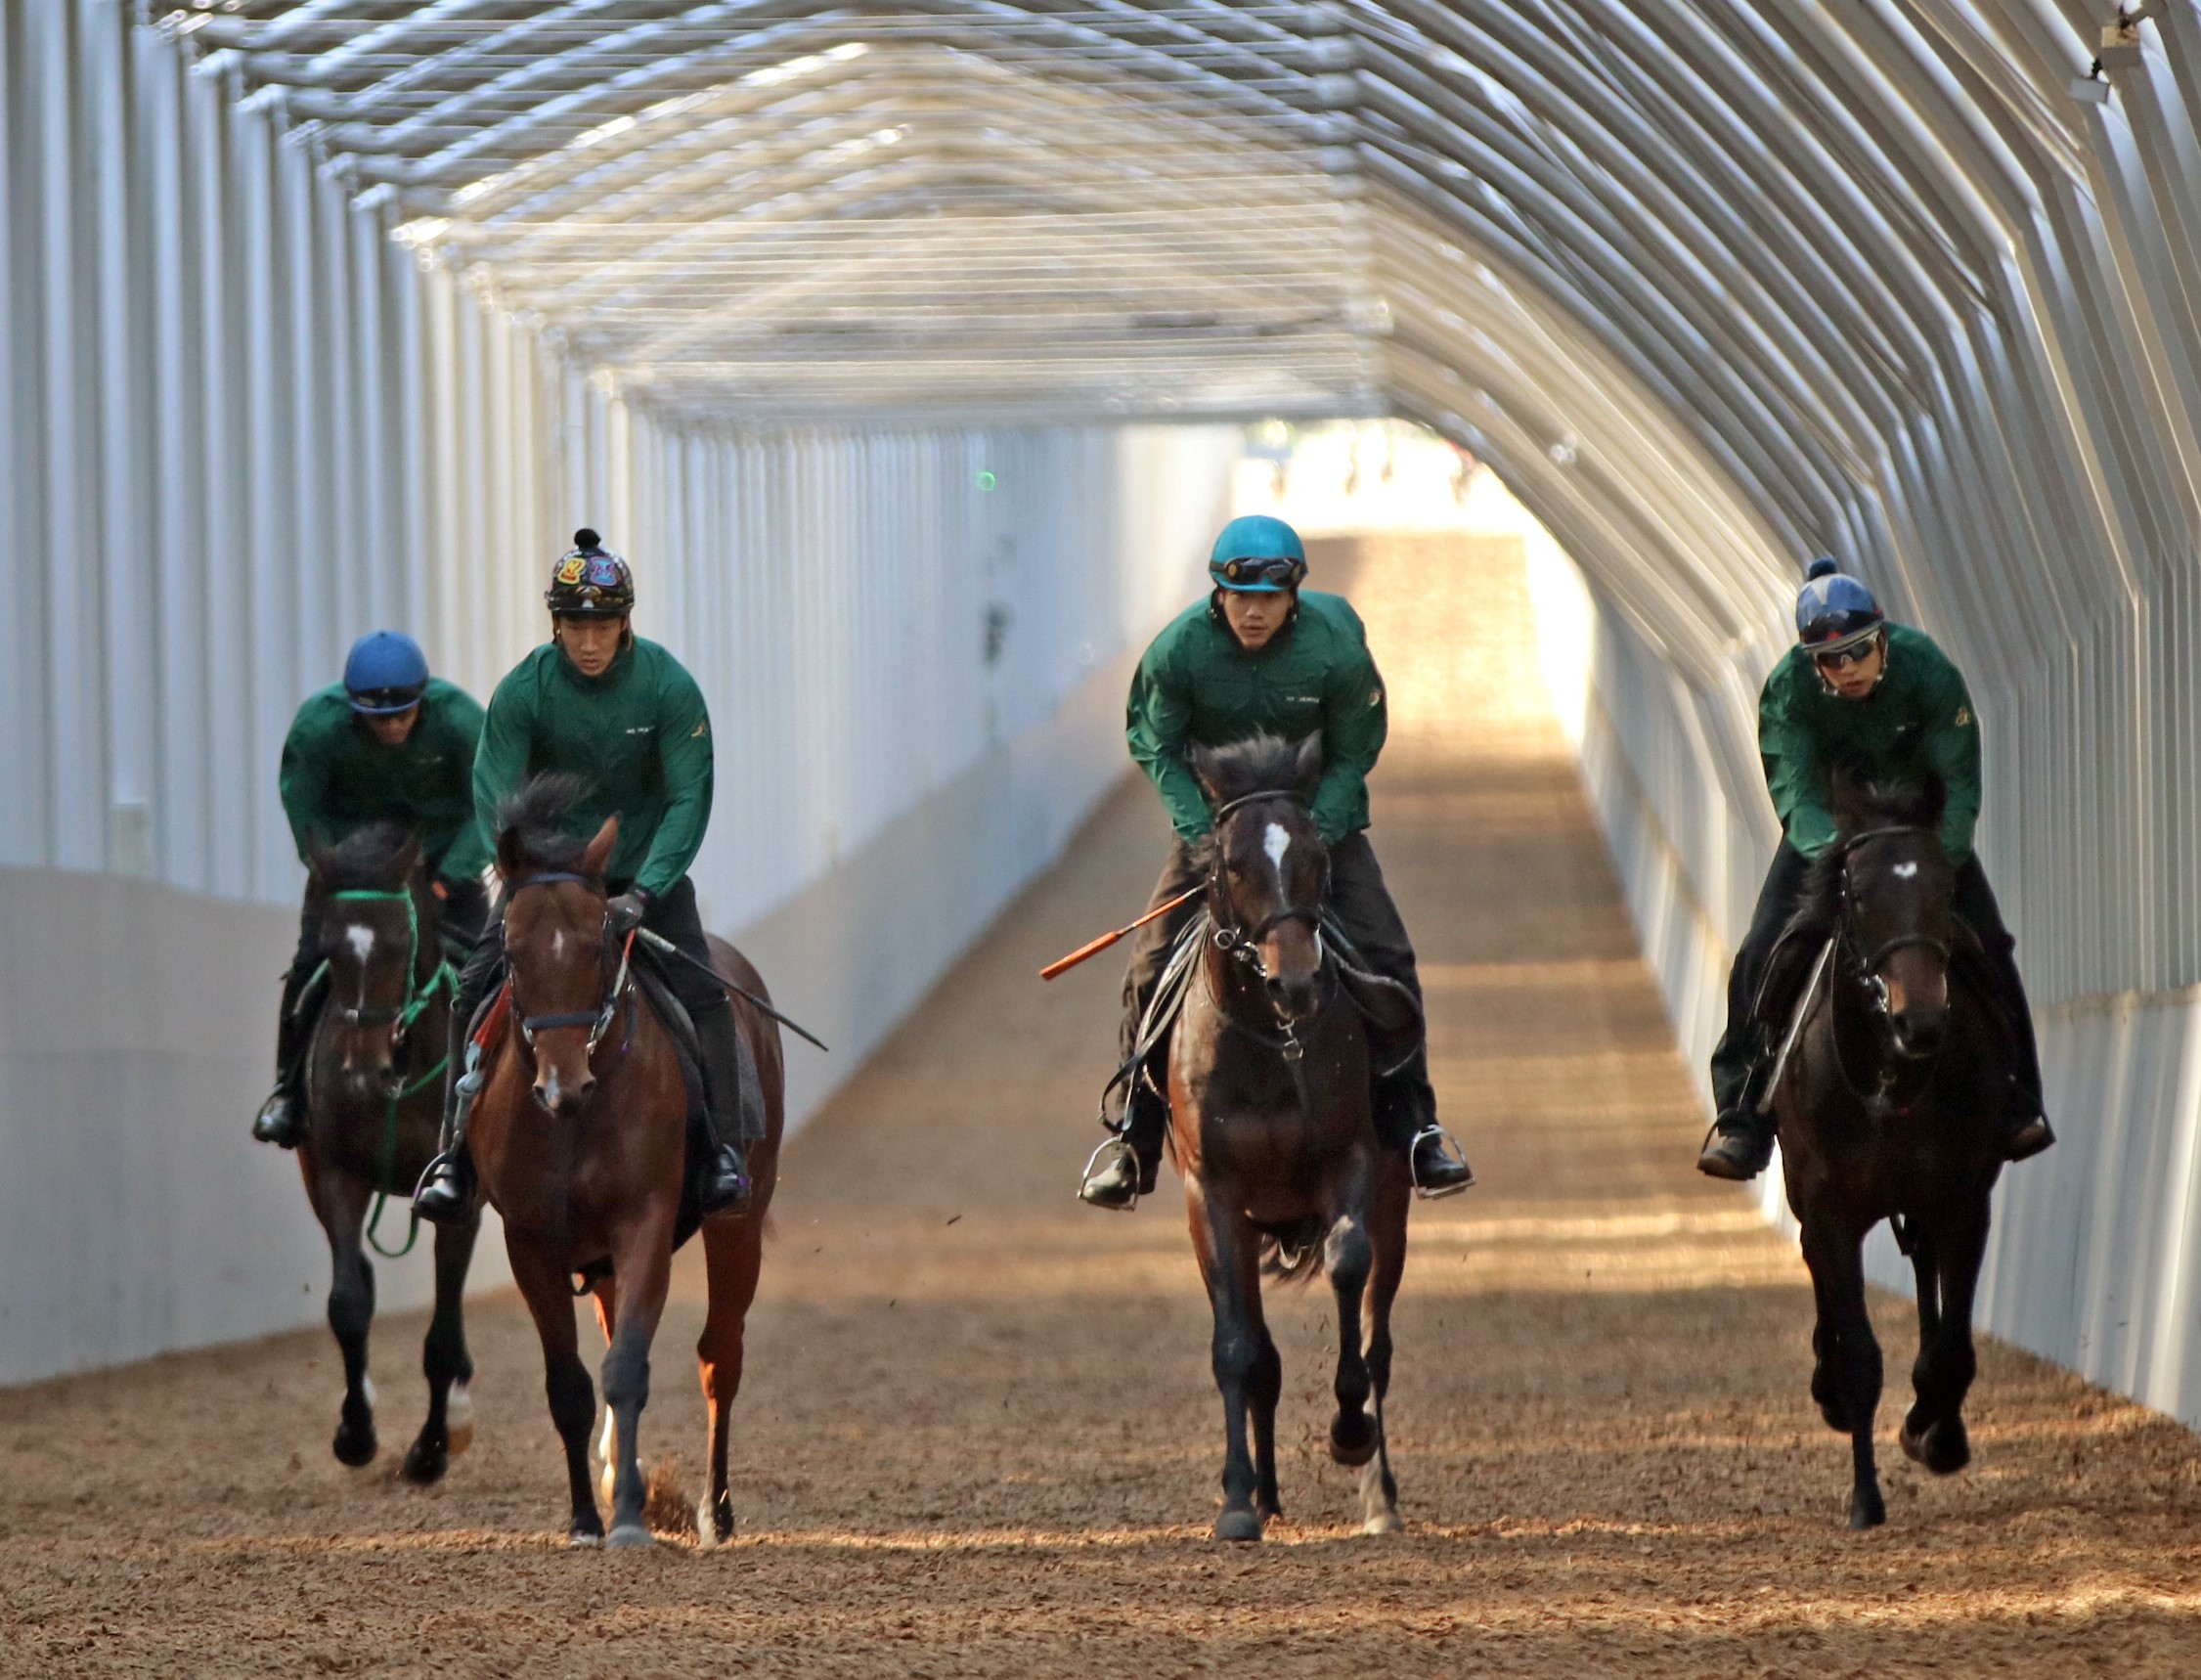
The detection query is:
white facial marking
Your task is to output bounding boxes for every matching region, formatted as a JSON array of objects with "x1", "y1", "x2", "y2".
[
  {"x1": 551, "y1": 929, "x2": 568, "y2": 961},
  {"x1": 1893, "y1": 862, "x2": 1918, "y2": 879},
  {"x1": 1263, "y1": 820, "x2": 1291, "y2": 884},
  {"x1": 345, "y1": 926, "x2": 374, "y2": 964}
]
